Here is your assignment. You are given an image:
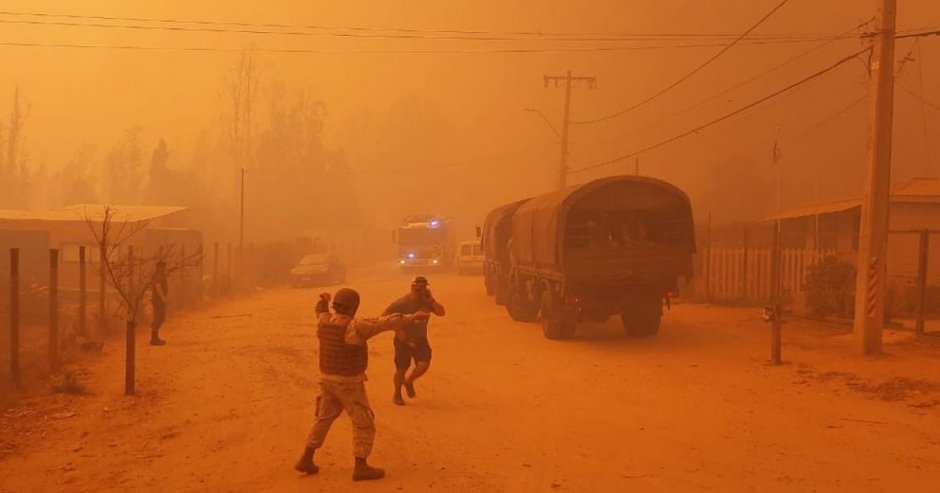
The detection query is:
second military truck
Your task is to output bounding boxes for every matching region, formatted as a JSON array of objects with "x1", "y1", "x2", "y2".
[{"x1": 486, "y1": 175, "x2": 695, "y2": 339}]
